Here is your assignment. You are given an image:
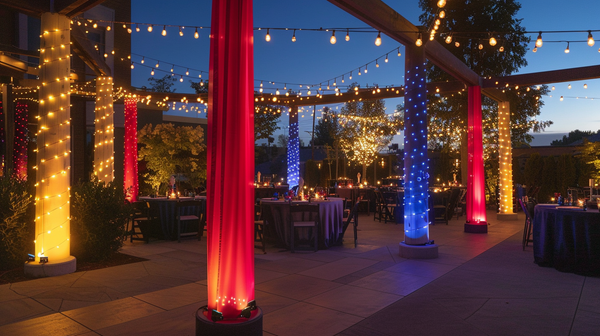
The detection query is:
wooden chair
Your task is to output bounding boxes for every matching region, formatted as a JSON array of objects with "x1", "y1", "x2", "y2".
[
  {"x1": 358, "y1": 189, "x2": 371, "y2": 216},
  {"x1": 432, "y1": 191, "x2": 450, "y2": 225},
  {"x1": 130, "y1": 201, "x2": 151, "y2": 243},
  {"x1": 381, "y1": 191, "x2": 399, "y2": 223},
  {"x1": 176, "y1": 200, "x2": 202, "y2": 243},
  {"x1": 518, "y1": 198, "x2": 534, "y2": 250},
  {"x1": 374, "y1": 190, "x2": 385, "y2": 222},
  {"x1": 341, "y1": 198, "x2": 361, "y2": 247},
  {"x1": 255, "y1": 204, "x2": 266, "y2": 254},
  {"x1": 289, "y1": 203, "x2": 320, "y2": 252}
]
